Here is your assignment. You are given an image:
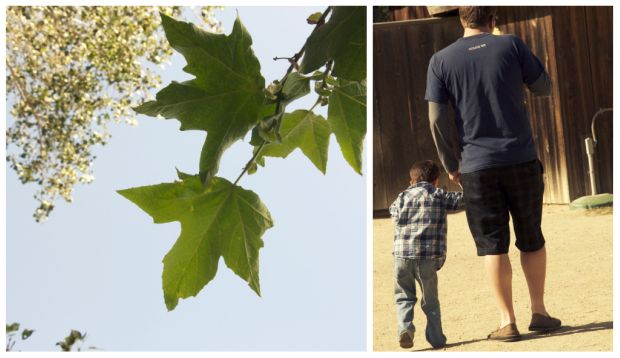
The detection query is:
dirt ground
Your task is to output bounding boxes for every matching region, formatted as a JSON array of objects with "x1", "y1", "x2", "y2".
[{"x1": 373, "y1": 205, "x2": 613, "y2": 351}]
